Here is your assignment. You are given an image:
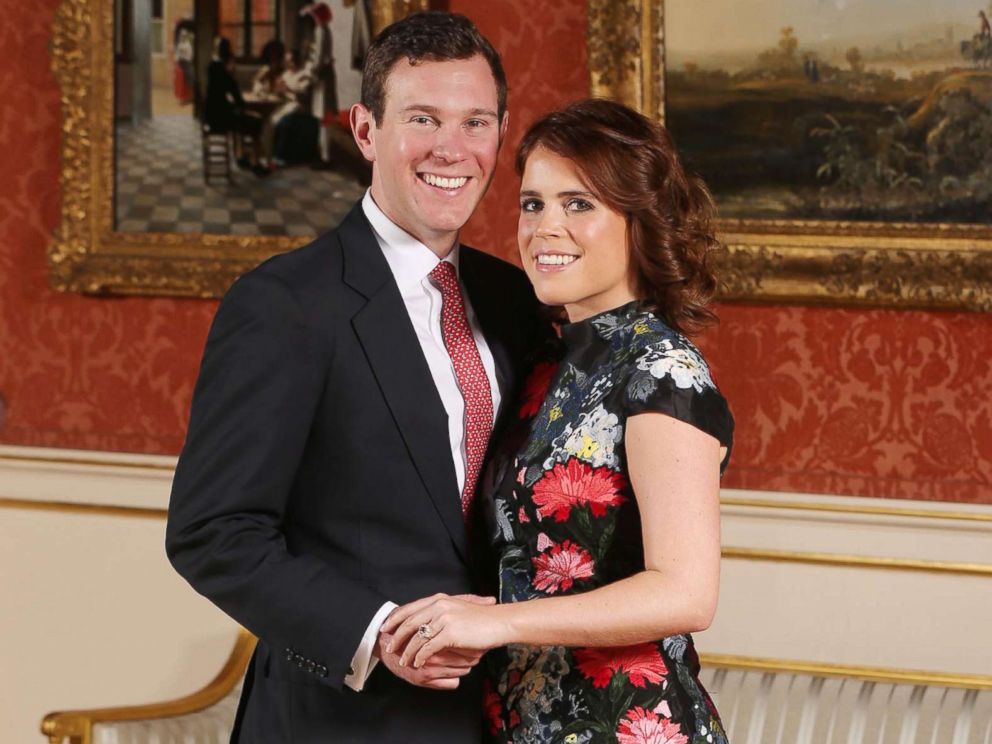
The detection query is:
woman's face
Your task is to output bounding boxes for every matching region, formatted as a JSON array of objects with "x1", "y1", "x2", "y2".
[{"x1": 518, "y1": 147, "x2": 635, "y2": 322}]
